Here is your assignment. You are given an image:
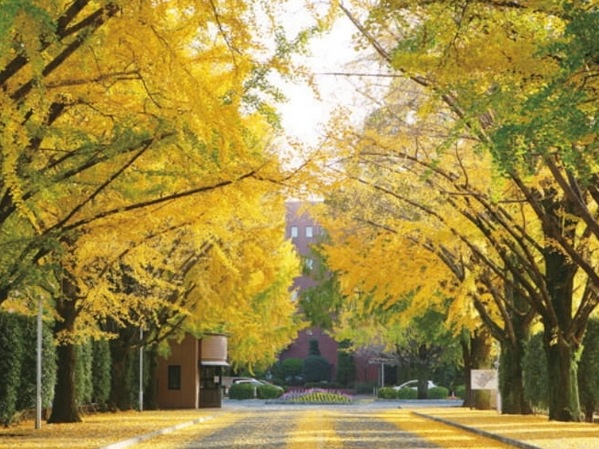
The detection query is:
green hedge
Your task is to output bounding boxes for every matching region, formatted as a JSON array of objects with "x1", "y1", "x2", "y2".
[
  {"x1": 257, "y1": 384, "x2": 283, "y2": 399},
  {"x1": 16, "y1": 315, "x2": 56, "y2": 412},
  {"x1": 377, "y1": 387, "x2": 398, "y2": 399},
  {"x1": 397, "y1": 387, "x2": 418, "y2": 399},
  {"x1": 0, "y1": 313, "x2": 24, "y2": 426},
  {"x1": 428, "y1": 386, "x2": 449, "y2": 399},
  {"x1": 91, "y1": 339, "x2": 112, "y2": 407},
  {"x1": 229, "y1": 383, "x2": 255, "y2": 399},
  {"x1": 0, "y1": 312, "x2": 57, "y2": 426}
]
